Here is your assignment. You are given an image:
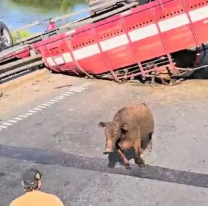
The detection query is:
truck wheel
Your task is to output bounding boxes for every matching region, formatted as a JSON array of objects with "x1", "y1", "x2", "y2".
[{"x1": 0, "y1": 21, "x2": 13, "y2": 51}]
